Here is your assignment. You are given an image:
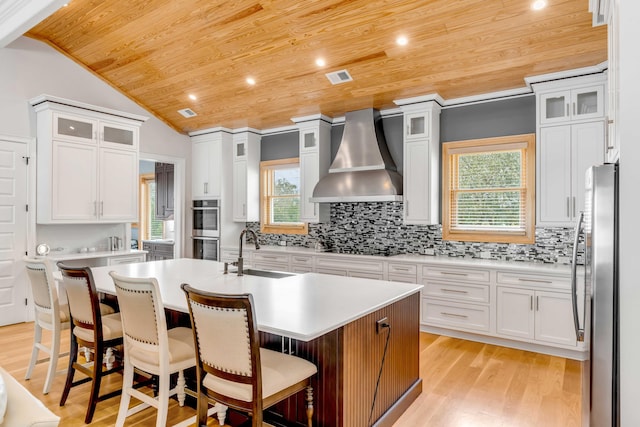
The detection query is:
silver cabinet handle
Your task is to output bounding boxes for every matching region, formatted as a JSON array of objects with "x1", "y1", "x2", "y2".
[
  {"x1": 243, "y1": 203, "x2": 246, "y2": 216},
  {"x1": 260, "y1": 255, "x2": 278, "y2": 260},
  {"x1": 441, "y1": 288, "x2": 468, "y2": 294},
  {"x1": 566, "y1": 197, "x2": 570, "y2": 217},
  {"x1": 566, "y1": 104, "x2": 569, "y2": 117},
  {"x1": 441, "y1": 271, "x2": 468, "y2": 277},
  {"x1": 393, "y1": 266, "x2": 411, "y2": 272},
  {"x1": 204, "y1": 182, "x2": 208, "y2": 194},
  {"x1": 536, "y1": 295, "x2": 540, "y2": 311},
  {"x1": 100, "y1": 201, "x2": 104, "y2": 216},
  {"x1": 441, "y1": 312, "x2": 468, "y2": 319},
  {"x1": 93, "y1": 201, "x2": 97, "y2": 216},
  {"x1": 530, "y1": 295, "x2": 534, "y2": 311},
  {"x1": 573, "y1": 196, "x2": 576, "y2": 217},
  {"x1": 573, "y1": 102, "x2": 576, "y2": 116}
]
